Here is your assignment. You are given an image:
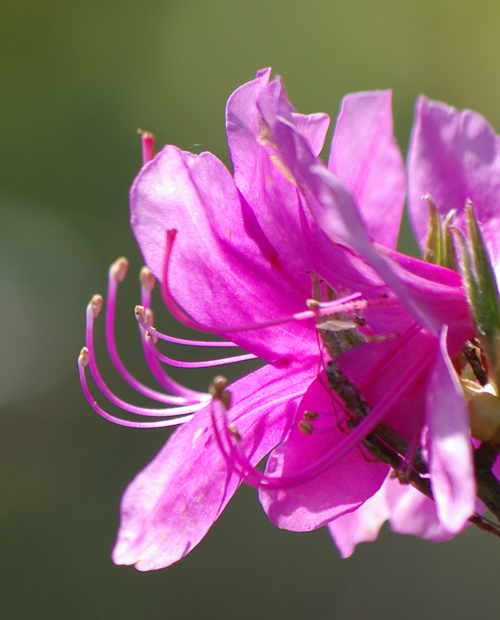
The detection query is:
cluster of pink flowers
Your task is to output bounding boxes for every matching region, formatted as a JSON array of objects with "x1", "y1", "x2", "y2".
[{"x1": 79, "y1": 69, "x2": 500, "y2": 570}]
